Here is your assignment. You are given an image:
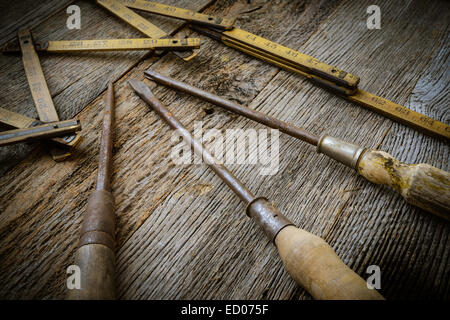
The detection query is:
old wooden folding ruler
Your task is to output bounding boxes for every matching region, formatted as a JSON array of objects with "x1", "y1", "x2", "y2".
[
  {"x1": 0, "y1": 29, "x2": 83, "y2": 161},
  {"x1": 1, "y1": 0, "x2": 202, "y2": 55},
  {"x1": 115, "y1": 0, "x2": 449, "y2": 141}
]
